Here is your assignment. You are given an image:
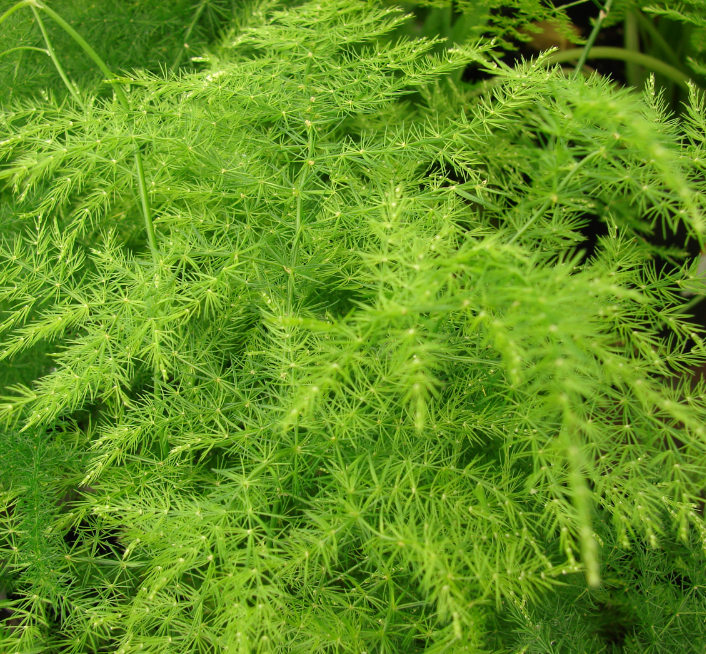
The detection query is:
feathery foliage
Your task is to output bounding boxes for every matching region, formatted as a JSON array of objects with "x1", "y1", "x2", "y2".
[{"x1": 2, "y1": 0, "x2": 706, "y2": 652}]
